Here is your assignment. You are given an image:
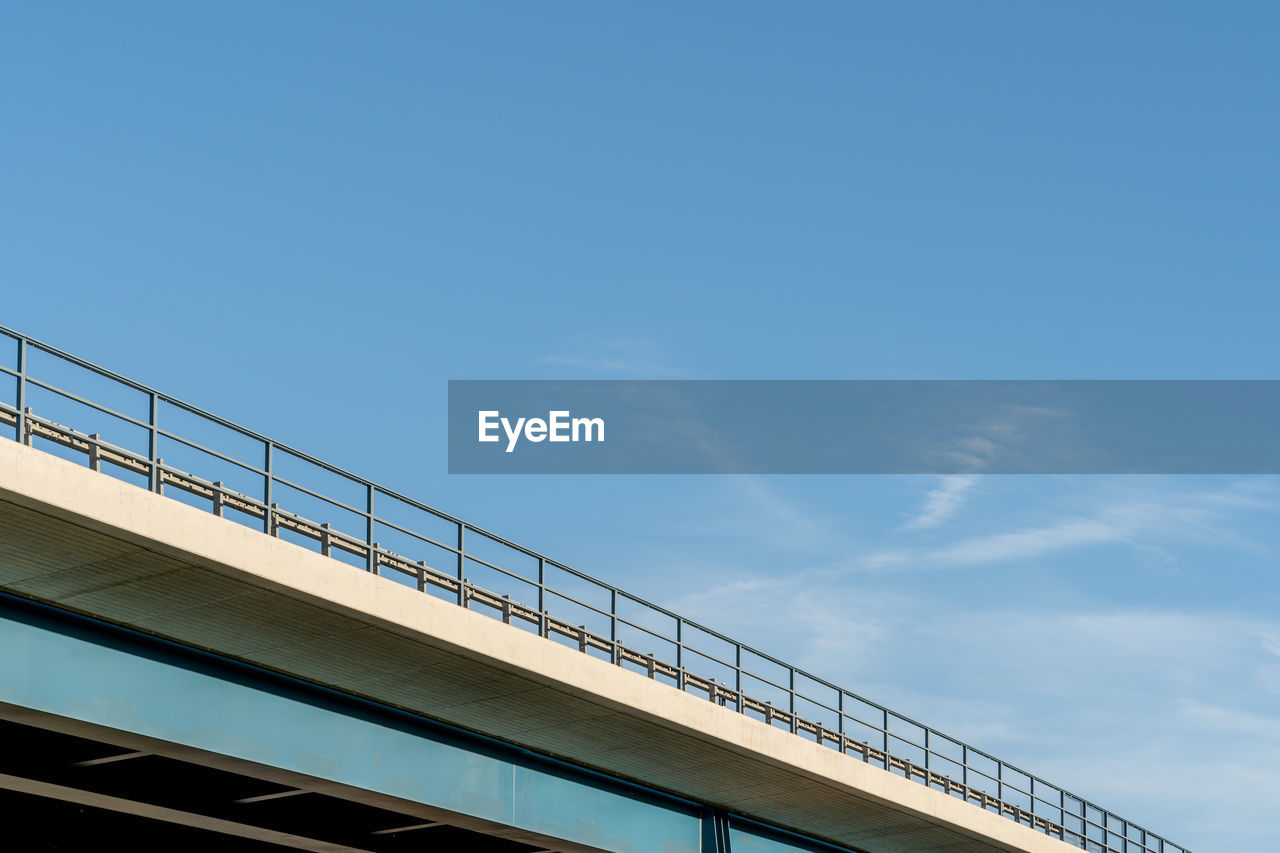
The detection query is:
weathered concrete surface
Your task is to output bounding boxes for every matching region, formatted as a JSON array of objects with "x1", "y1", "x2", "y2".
[{"x1": 0, "y1": 439, "x2": 1078, "y2": 853}]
